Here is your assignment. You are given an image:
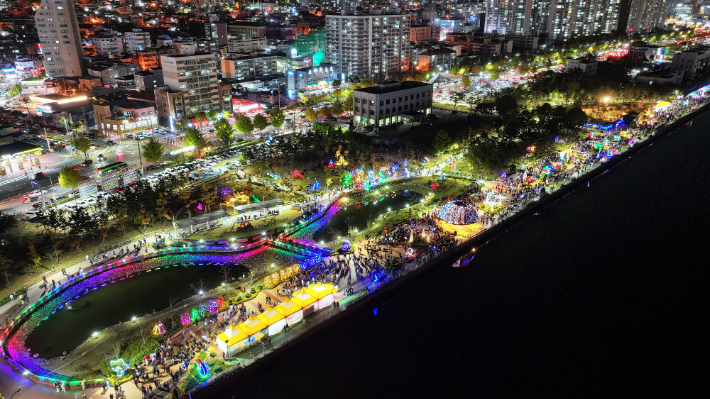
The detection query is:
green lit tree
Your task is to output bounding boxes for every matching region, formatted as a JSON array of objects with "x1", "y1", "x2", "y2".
[
  {"x1": 253, "y1": 114, "x2": 269, "y2": 131},
  {"x1": 269, "y1": 107, "x2": 286, "y2": 130},
  {"x1": 141, "y1": 138, "x2": 164, "y2": 163},
  {"x1": 58, "y1": 166, "x2": 82, "y2": 189},
  {"x1": 235, "y1": 114, "x2": 253, "y2": 134},
  {"x1": 215, "y1": 118, "x2": 235, "y2": 147}
]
